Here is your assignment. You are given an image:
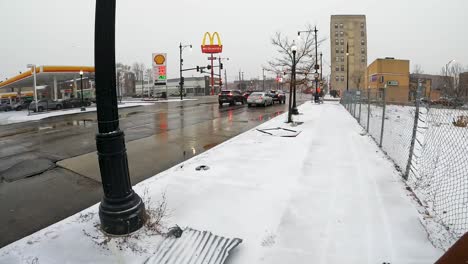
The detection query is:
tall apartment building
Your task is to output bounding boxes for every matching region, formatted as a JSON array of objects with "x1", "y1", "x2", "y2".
[{"x1": 330, "y1": 15, "x2": 367, "y2": 93}]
